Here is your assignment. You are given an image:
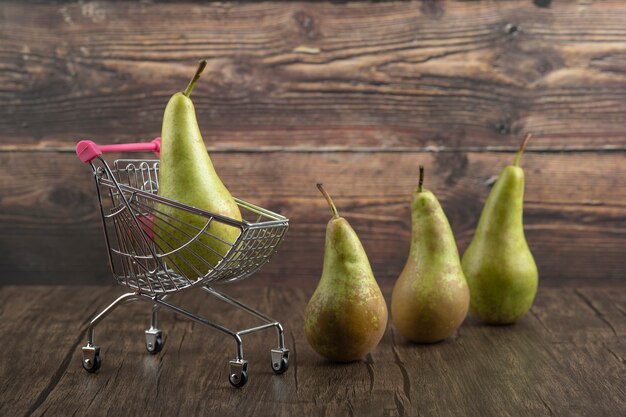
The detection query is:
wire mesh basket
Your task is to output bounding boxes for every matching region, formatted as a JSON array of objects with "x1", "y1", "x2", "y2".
[
  {"x1": 75, "y1": 139, "x2": 290, "y2": 387},
  {"x1": 96, "y1": 157, "x2": 288, "y2": 294}
]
